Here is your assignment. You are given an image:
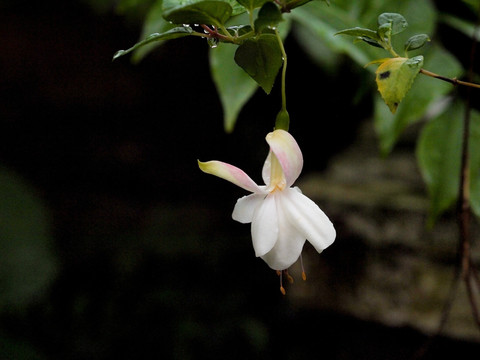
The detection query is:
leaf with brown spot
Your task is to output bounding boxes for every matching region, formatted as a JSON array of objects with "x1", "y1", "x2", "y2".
[{"x1": 375, "y1": 56, "x2": 423, "y2": 113}]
